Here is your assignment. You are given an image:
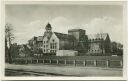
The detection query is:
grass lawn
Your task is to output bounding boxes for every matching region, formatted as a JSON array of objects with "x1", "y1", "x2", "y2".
[{"x1": 5, "y1": 63, "x2": 122, "y2": 76}]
